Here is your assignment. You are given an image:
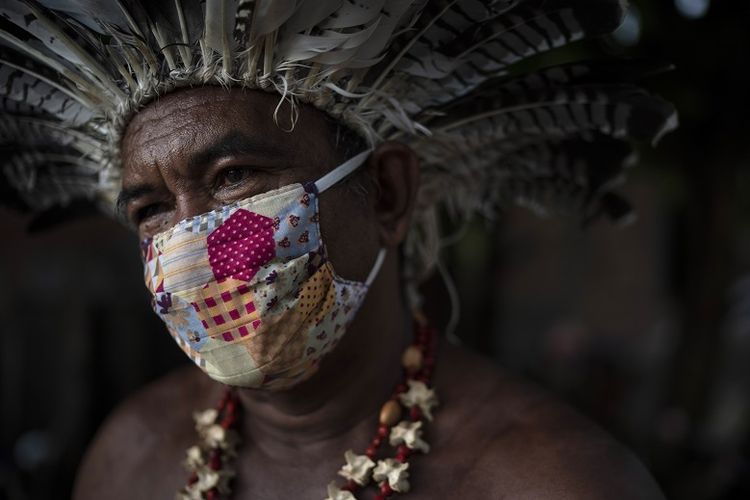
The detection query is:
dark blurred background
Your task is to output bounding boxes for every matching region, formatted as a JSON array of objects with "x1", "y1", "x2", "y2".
[{"x1": 1, "y1": 1, "x2": 749, "y2": 499}]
